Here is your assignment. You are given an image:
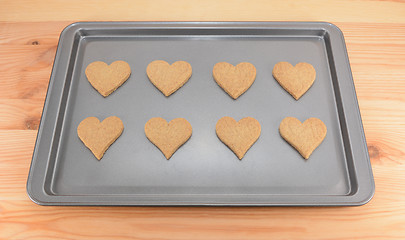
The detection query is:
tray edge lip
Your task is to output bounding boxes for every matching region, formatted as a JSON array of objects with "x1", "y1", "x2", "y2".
[
  {"x1": 26, "y1": 22, "x2": 83, "y2": 206},
  {"x1": 322, "y1": 21, "x2": 375, "y2": 205}
]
